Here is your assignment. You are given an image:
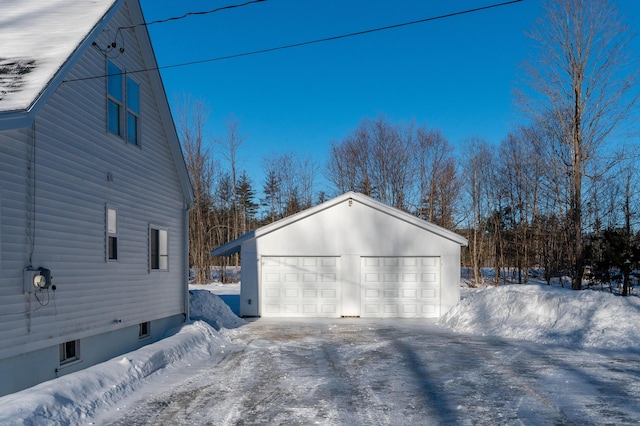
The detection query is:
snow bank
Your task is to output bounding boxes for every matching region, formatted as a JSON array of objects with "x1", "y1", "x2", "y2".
[
  {"x1": 441, "y1": 284, "x2": 640, "y2": 349},
  {"x1": 0, "y1": 322, "x2": 228, "y2": 426},
  {"x1": 0, "y1": 288, "x2": 243, "y2": 426},
  {"x1": 189, "y1": 288, "x2": 245, "y2": 330}
]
